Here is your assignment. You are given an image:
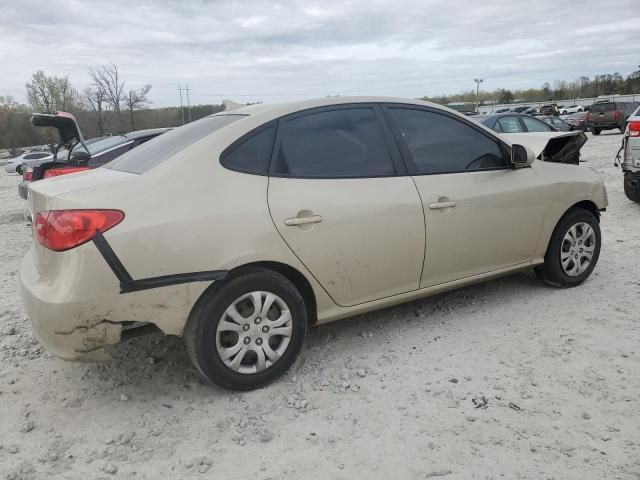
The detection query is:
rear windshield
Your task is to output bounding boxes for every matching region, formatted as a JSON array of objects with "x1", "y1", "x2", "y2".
[
  {"x1": 591, "y1": 103, "x2": 615, "y2": 112},
  {"x1": 75, "y1": 136, "x2": 127, "y2": 155},
  {"x1": 105, "y1": 115, "x2": 245, "y2": 173}
]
